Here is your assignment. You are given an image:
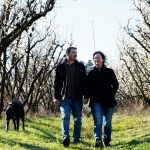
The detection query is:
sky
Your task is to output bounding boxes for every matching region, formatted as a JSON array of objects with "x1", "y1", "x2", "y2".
[
  {"x1": 53, "y1": 0, "x2": 134, "y2": 64},
  {"x1": 0, "y1": 0, "x2": 134, "y2": 65}
]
